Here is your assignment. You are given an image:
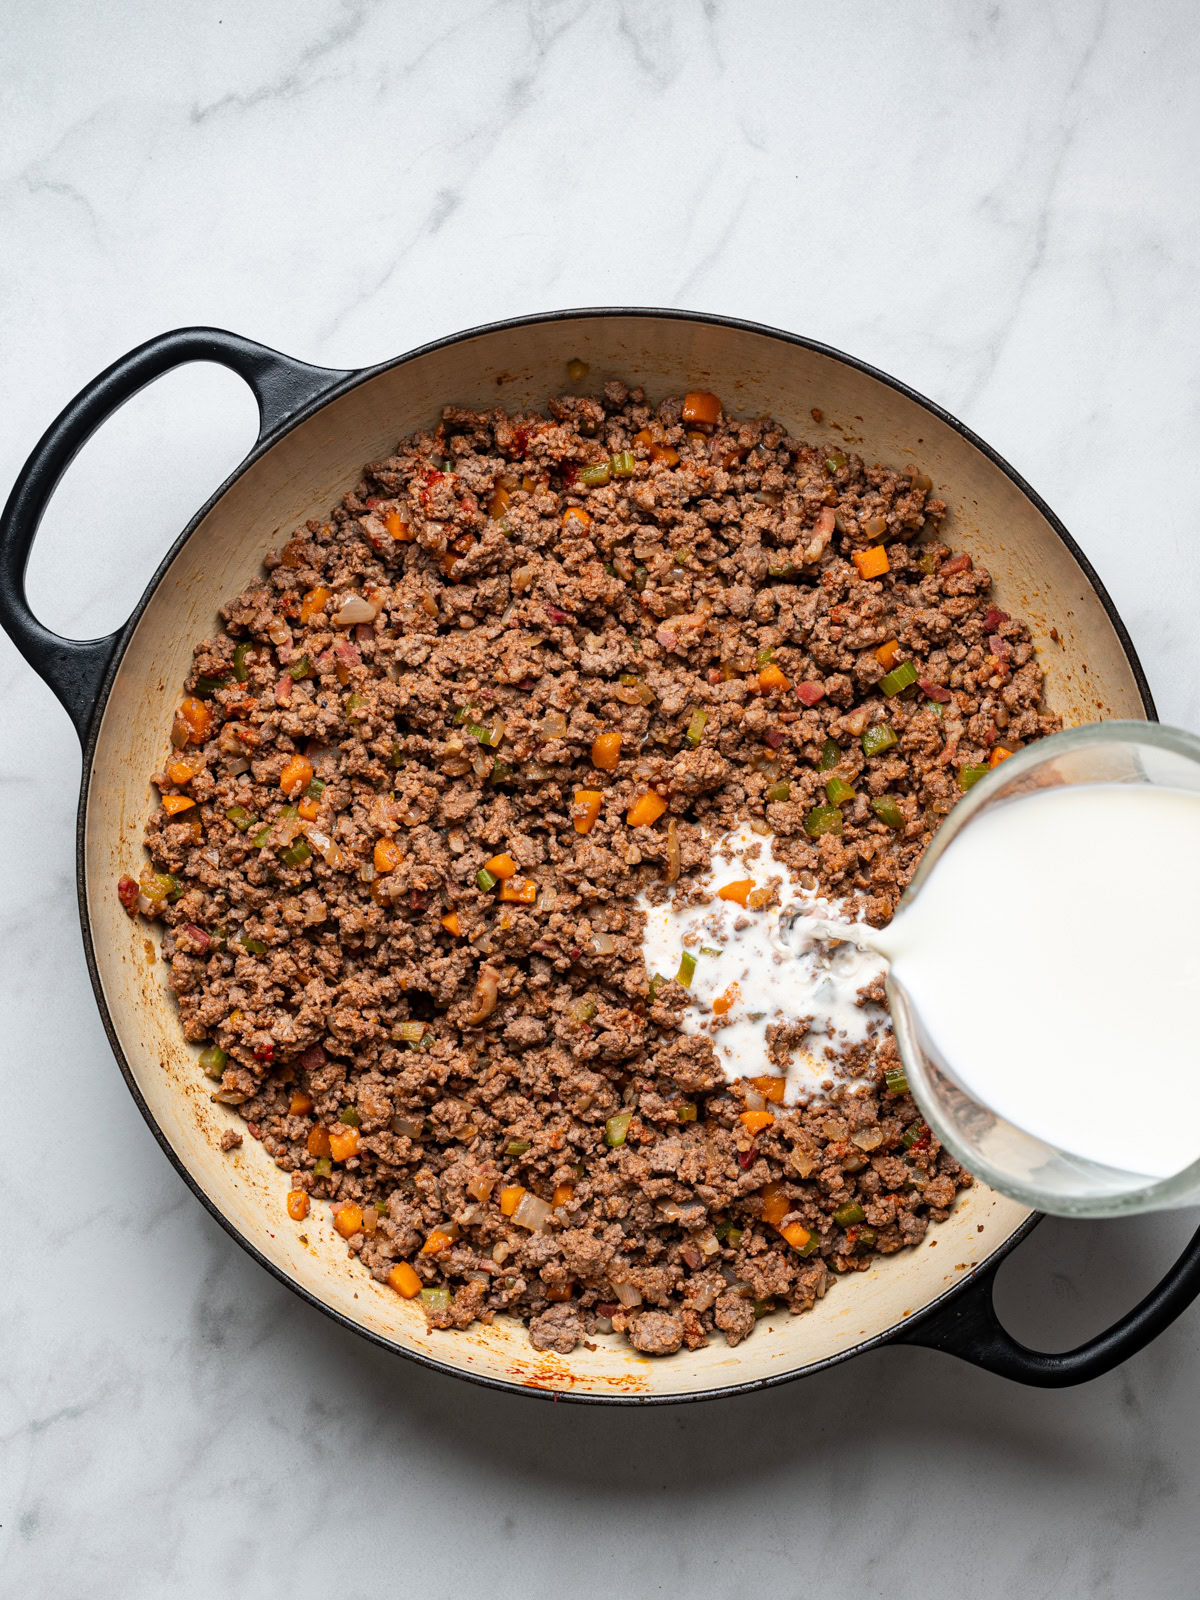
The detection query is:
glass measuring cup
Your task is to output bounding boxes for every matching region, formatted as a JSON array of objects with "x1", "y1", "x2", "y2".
[{"x1": 886, "y1": 720, "x2": 1200, "y2": 1218}]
